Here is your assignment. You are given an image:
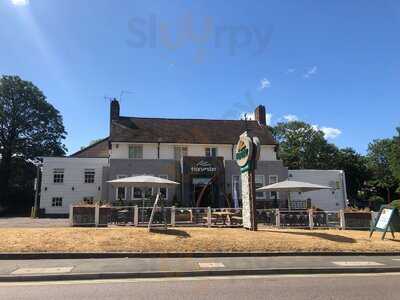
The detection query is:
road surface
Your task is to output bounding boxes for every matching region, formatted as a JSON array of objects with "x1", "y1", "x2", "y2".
[{"x1": 0, "y1": 273, "x2": 399, "y2": 299}]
